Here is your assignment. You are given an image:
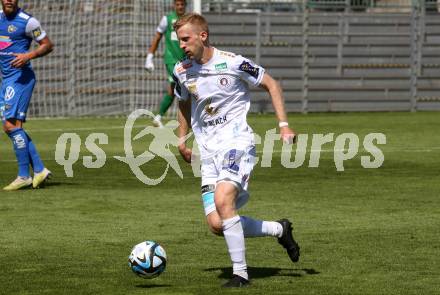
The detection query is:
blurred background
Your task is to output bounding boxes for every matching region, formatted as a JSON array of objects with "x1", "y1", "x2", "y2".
[{"x1": 20, "y1": 0, "x2": 440, "y2": 117}]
